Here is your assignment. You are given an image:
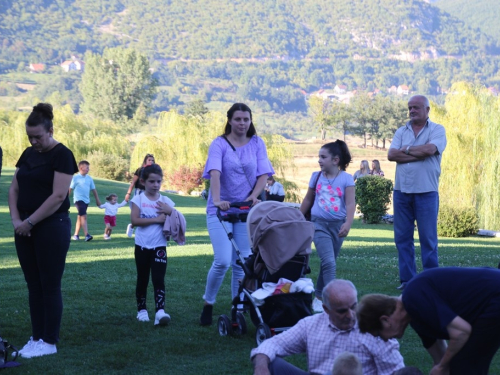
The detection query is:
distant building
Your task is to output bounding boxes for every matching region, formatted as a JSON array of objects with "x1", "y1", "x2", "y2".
[
  {"x1": 60, "y1": 56, "x2": 85, "y2": 72},
  {"x1": 397, "y1": 85, "x2": 410, "y2": 96},
  {"x1": 29, "y1": 63, "x2": 45, "y2": 72},
  {"x1": 334, "y1": 84, "x2": 347, "y2": 94},
  {"x1": 388, "y1": 86, "x2": 398, "y2": 94}
]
